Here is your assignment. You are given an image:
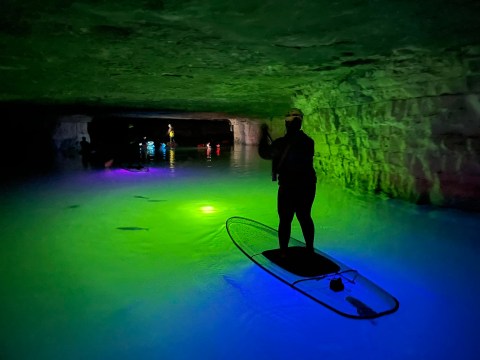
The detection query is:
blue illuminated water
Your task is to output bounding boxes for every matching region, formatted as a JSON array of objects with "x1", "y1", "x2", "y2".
[{"x1": 1, "y1": 145, "x2": 479, "y2": 359}]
